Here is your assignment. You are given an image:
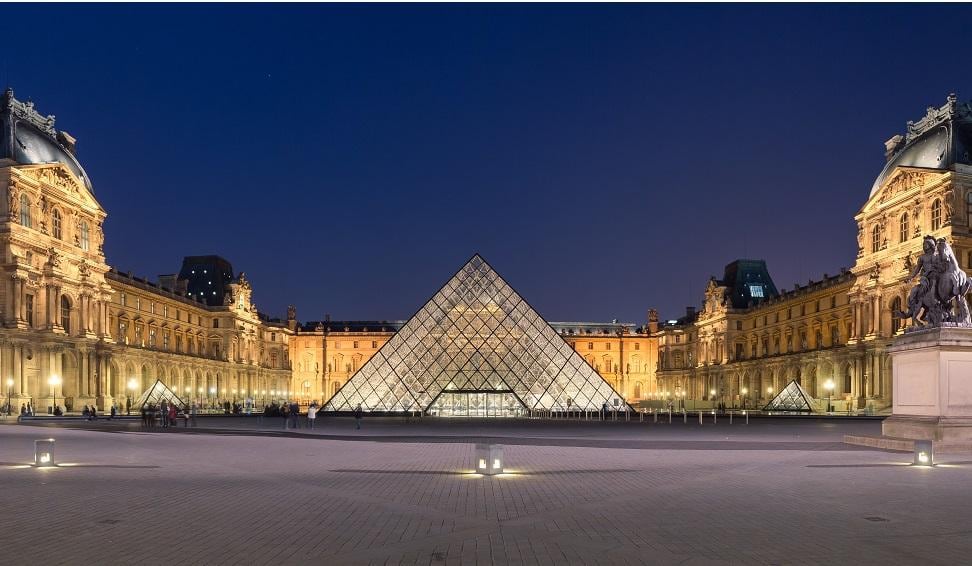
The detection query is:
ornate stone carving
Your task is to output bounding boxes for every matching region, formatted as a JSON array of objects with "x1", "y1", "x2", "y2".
[
  {"x1": 879, "y1": 171, "x2": 925, "y2": 203},
  {"x1": 46, "y1": 246, "x2": 61, "y2": 268},
  {"x1": 897, "y1": 235, "x2": 972, "y2": 327},
  {"x1": 8, "y1": 187, "x2": 18, "y2": 220},
  {"x1": 77, "y1": 260, "x2": 90, "y2": 278},
  {"x1": 2, "y1": 88, "x2": 56, "y2": 136}
]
